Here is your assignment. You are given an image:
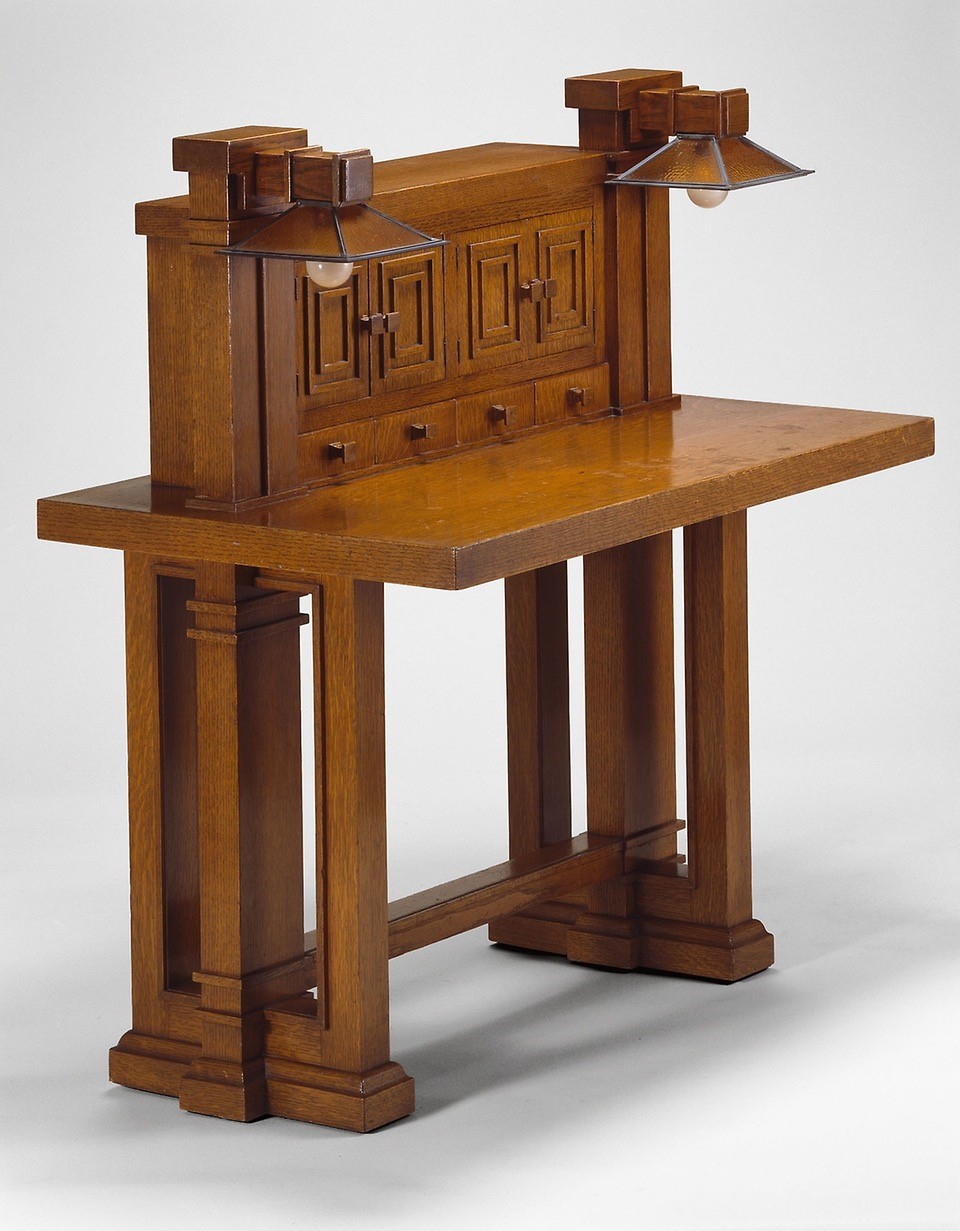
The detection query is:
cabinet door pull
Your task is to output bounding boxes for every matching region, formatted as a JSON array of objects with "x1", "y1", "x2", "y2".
[
  {"x1": 542, "y1": 278, "x2": 558, "y2": 298},
  {"x1": 410, "y1": 422, "x2": 437, "y2": 441},
  {"x1": 519, "y1": 279, "x2": 546, "y2": 302},
  {"x1": 360, "y1": 313, "x2": 386, "y2": 335},
  {"x1": 327, "y1": 440, "x2": 357, "y2": 464},
  {"x1": 489, "y1": 404, "x2": 516, "y2": 427},
  {"x1": 384, "y1": 311, "x2": 401, "y2": 333}
]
